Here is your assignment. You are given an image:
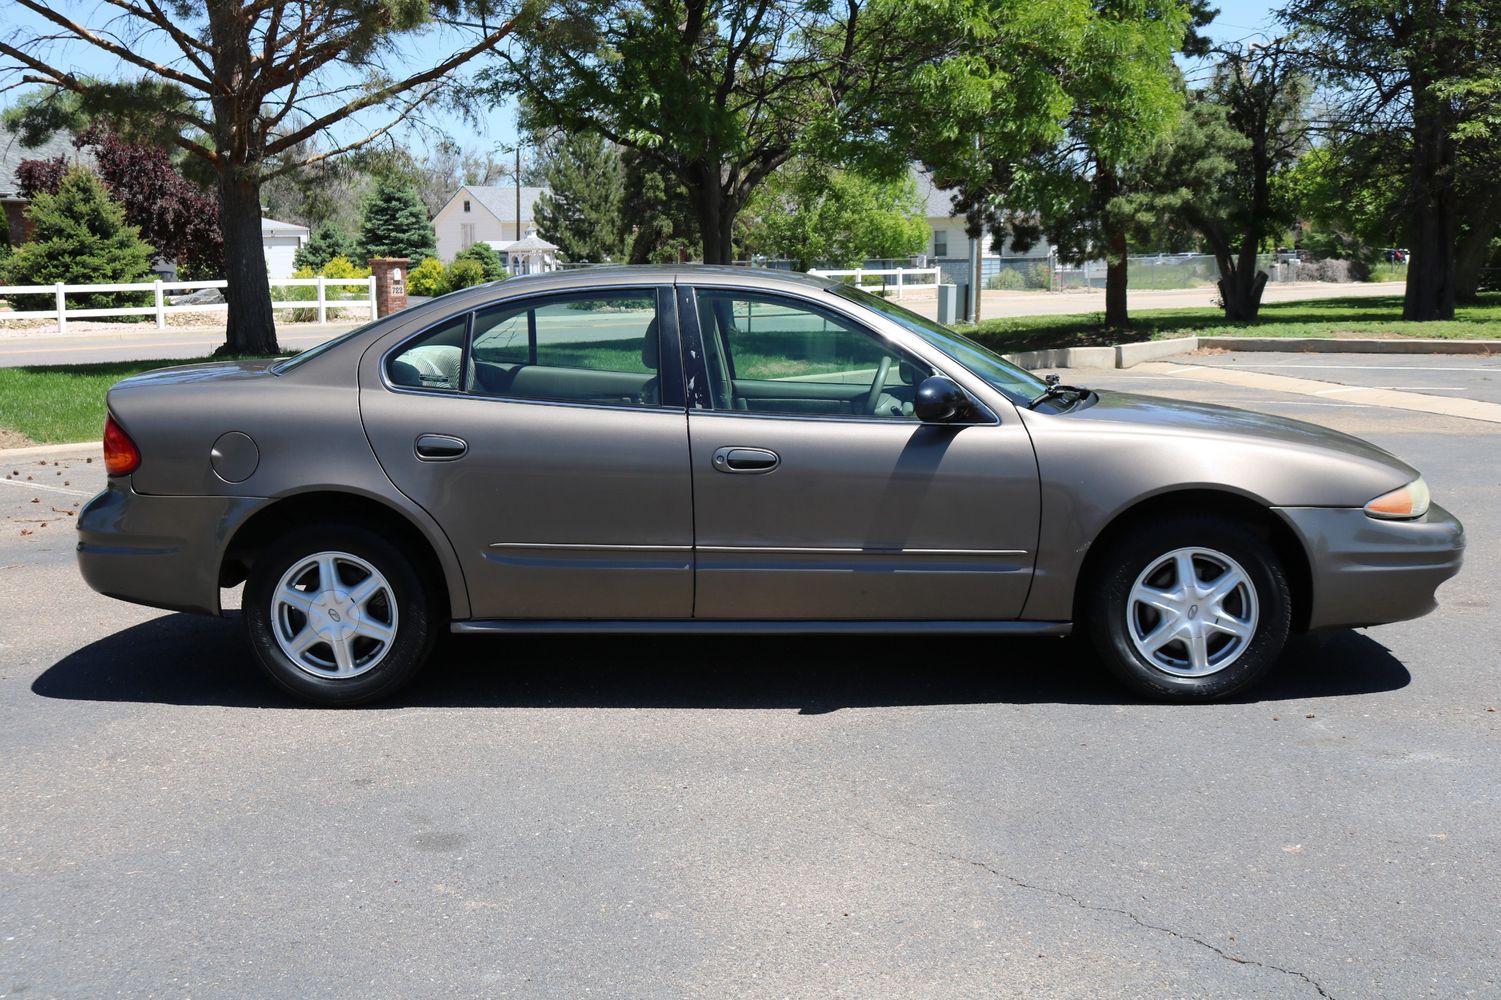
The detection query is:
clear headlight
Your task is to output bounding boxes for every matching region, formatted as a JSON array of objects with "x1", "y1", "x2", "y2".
[{"x1": 1365, "y1": 477, "x2": 1431, "y2": 520}]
